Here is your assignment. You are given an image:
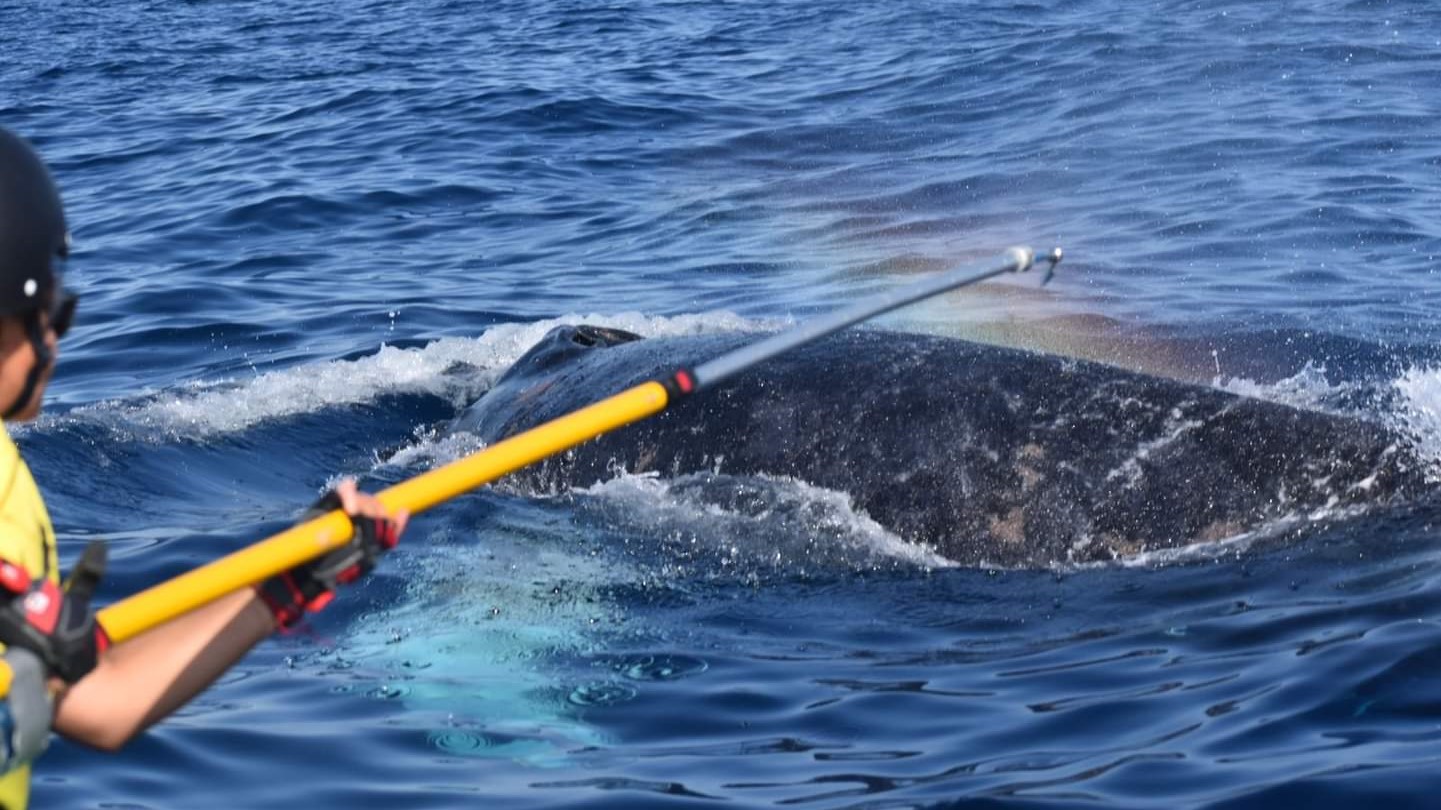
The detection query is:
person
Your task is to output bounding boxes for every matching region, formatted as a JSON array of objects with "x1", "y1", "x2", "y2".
[{"x1": 0, "y1": 126, "x2": 409, "y2": 809}]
